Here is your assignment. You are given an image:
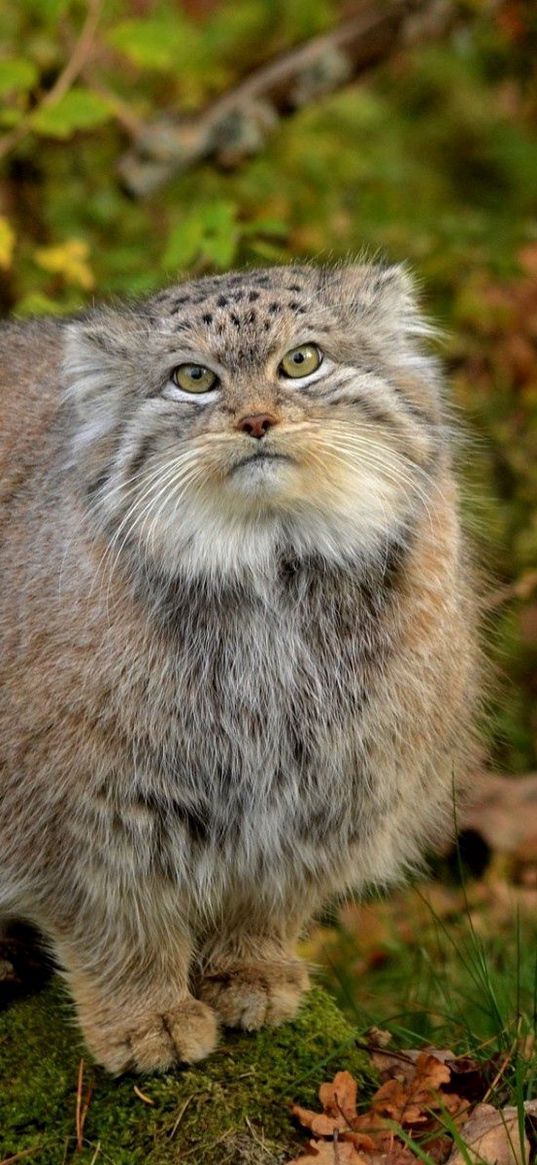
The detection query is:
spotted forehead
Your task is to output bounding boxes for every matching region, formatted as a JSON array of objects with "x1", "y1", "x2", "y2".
[{"x1": 151, "y1": 268, "x2": 319, "y2": 335}]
